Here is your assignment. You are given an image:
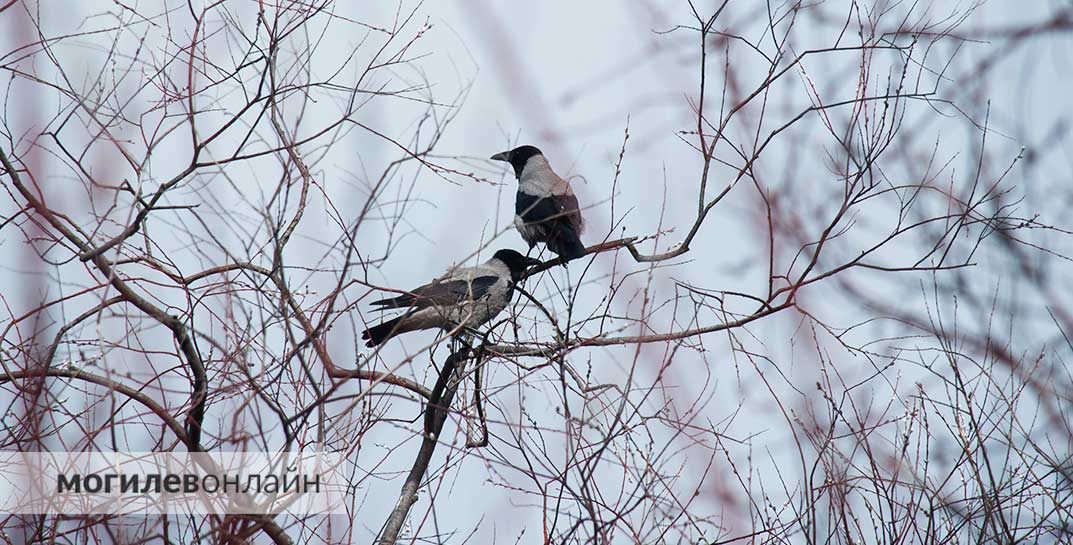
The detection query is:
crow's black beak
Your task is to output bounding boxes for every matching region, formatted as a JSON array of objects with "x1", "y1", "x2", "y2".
[
  {"x1": 523, "y1": 256, "x2": 543, "y2": 268},
  {"x1": 489, "y1": 151, "x2": 510, "y2": 161}
]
